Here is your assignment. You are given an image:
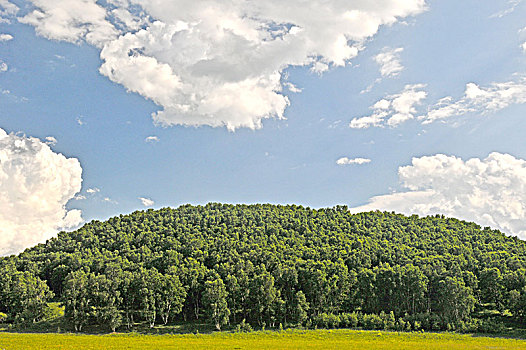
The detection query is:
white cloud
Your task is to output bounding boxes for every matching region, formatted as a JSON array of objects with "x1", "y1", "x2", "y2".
[
  {"x1": 351, "y1": 152, "x2": 526, "y2": 238},
  {"x1": 103, "y1": 197, "x2": 117, "y2": 204},
  {"x1": 145, "y1": 135, "x2": 159, "y2": 143},
  {"x1": 350, "y1": 84, "x2": 427, "y2": 128},
  {"x1": 86, "y1": 187, "x2": 100, "y2": 194},
  {"x1": 0, "y1": 33, "x2": 13, "y2": 41},
  {"x1": 0, "y1": 0, "x2": 18, "y2": 23},
  {"x1": 76, "y1": 116, "x2": 85, "y2": 125},
  {"x1": 0, "y1": 128, "x2": 83, "y2": 256},
  {"x1": 423, "y1": 77, "x2": 526, "y2": 124},
  {"x1": 490, "y1": 0, "x2": 523, "y2": 18},
  {"x1": 20, "y1": 0, "x2": 427, "y2": 130},
  {"x1": 139, "y1": 197, "x2": 154, "y2": 206},
  {"x1": 44, "y1": 136, "x2": 57, "y2": 145},
  {"x1": 336, "y1": 157, "x2": 371, "y2": 165},
  {"x1": 0, "y1": 61, "x2": 7, "y2": 72},
  {"x1": 374, "y1": 47, "x2": 404, "y2": 77},
  {"x1": 284, "y1": 82, "x2": 302, "y2": 93},
  {"x1": 19, "y1": 0, "x2": 118, "y2": 48}
]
